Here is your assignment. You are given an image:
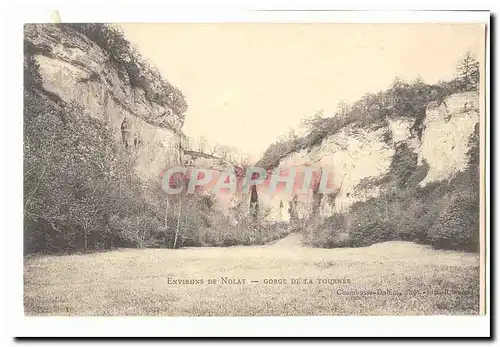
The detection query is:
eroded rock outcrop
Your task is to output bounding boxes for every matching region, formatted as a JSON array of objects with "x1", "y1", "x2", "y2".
[
  {"x1": 417, "y1": 91, "x2": 480, "y2": 186},
  {"x1": 25, "y1": 24, "x2": 185, "y2": 180},
  {"x1": 258, "y1": 91, "x2": 480, "y2": 222}
]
